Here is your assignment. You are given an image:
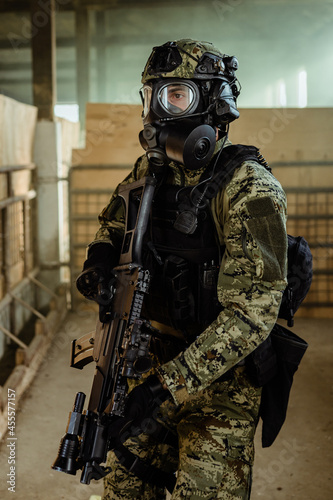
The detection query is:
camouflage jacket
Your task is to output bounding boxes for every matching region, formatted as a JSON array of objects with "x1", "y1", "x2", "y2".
[{"x1": 92, "y1": 139, "x2": 288, "y2": 406}]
